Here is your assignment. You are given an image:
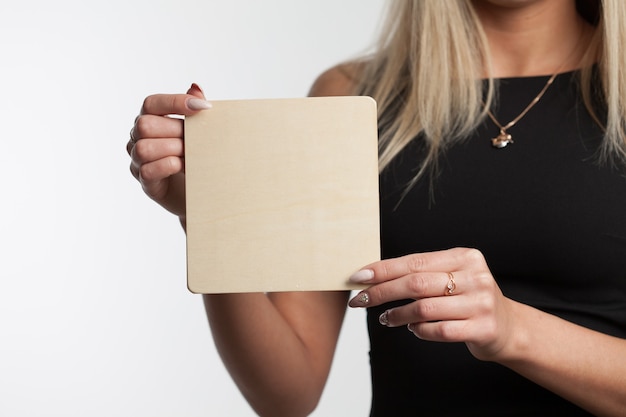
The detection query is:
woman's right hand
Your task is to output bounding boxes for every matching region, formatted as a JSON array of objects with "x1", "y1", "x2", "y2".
[{"x1": 127, "y1": 83, "x2": 212, "y2": 223}]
